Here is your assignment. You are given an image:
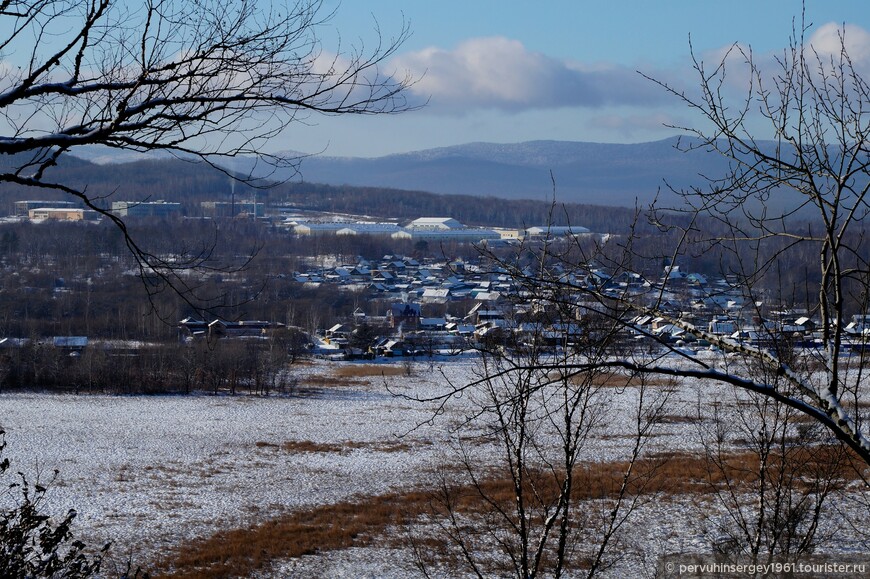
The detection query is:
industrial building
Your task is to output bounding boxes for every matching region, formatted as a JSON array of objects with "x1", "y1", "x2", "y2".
[
  {"x1": 28, "y1": 208, "x2": 99, "y2": 221},
  {"x1": 14, "y1": 200, "x2": 79, "y2": 216},
  {"x1": 111, "y1": 201, "x2": 182, "y2": 218},
  {"x1": 200, "y1": 201, "x2": 265, "y2": 218}
]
